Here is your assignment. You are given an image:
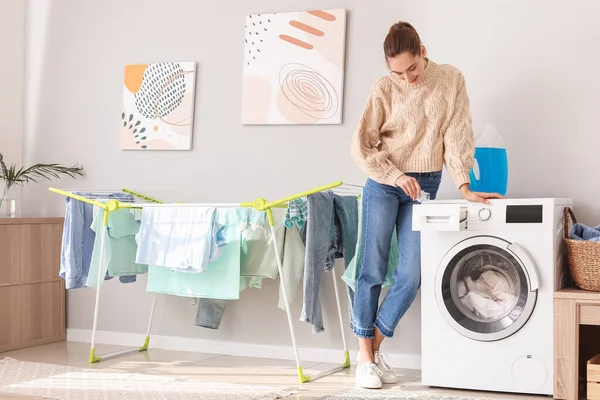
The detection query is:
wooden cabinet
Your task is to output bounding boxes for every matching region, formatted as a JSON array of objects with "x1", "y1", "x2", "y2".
[
  {"x1": 0, "y1": 218, "x2": 65, "y2": 352},
  {"x1": 554, "y1": 288, "x2": 600, "y2": 399}
]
